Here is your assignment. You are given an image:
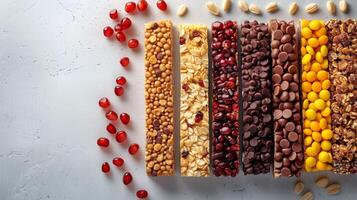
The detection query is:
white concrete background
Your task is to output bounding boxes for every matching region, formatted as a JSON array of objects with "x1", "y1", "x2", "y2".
[{"x1": 0, "y1": 0, "x2": 356, "y2": 199}]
